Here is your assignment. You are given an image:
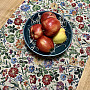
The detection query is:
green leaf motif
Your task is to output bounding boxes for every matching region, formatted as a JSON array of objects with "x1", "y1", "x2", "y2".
[
  {"x1": 33, "y1": 5, "x2": 41, "y2": 11},
  {"x1": 83, "y1": 0, "x2": 90, "y2": 4},
  {"x1": 44, "y1": 70, "x2": 48, "y2": 74},
  {"x1": 16, "y1": 31, "x2": 20, "y2": 38},
  {"x1": 65, "y1": 87, "x2": 68, "y2": 90},
  {"x1": 37, "y1": 73, "x2": 42, "y2": 77},
  {"x1": 11, "y1": 83, "x2": 19, "y2": 87},
  {"x1": 0, "y1": 42, "x2": 3, "y2": 46},
  {"x1": 6, "y1": 34, "x2": 15, "y2": 43}
]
